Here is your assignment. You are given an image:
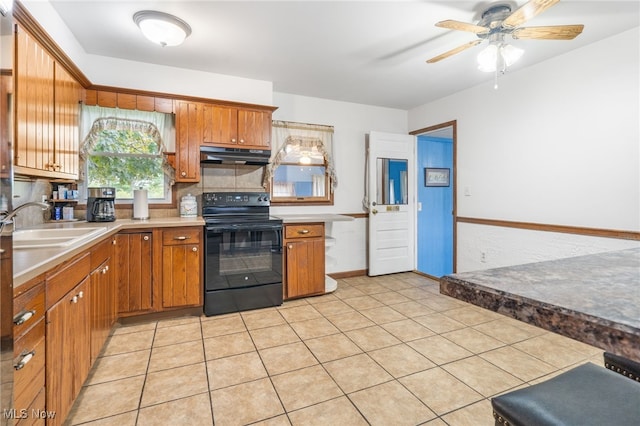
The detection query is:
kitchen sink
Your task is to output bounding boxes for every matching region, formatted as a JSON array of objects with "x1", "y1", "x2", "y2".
[{"x1": 13, "y1": 227, "x2": 107, "y2": 249}]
